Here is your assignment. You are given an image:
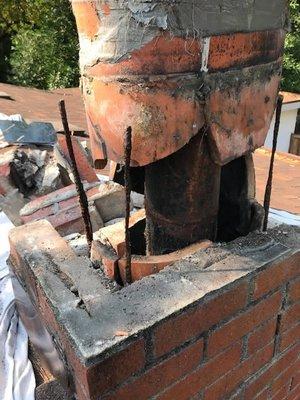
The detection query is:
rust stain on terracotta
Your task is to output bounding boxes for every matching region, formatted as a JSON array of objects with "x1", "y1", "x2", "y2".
[
  {"x1": 84, "y1": 79, "x2": 204, "y2": 166},
  {"x1": 207, "y1": 73, "x2": 281, "y2": 165},
  {"x1": 71, "y1": 0, "x2": 286, "y2": 168},
  {"x1": 208, "y1": 30, "x2": 285, "y2": 71}
]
